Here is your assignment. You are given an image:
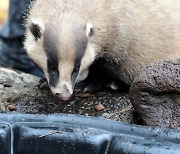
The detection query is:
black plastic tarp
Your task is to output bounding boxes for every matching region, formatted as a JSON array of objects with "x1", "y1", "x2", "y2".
[{"x1": 0, "y1": 113, "x2": 179, "y2": 154}]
